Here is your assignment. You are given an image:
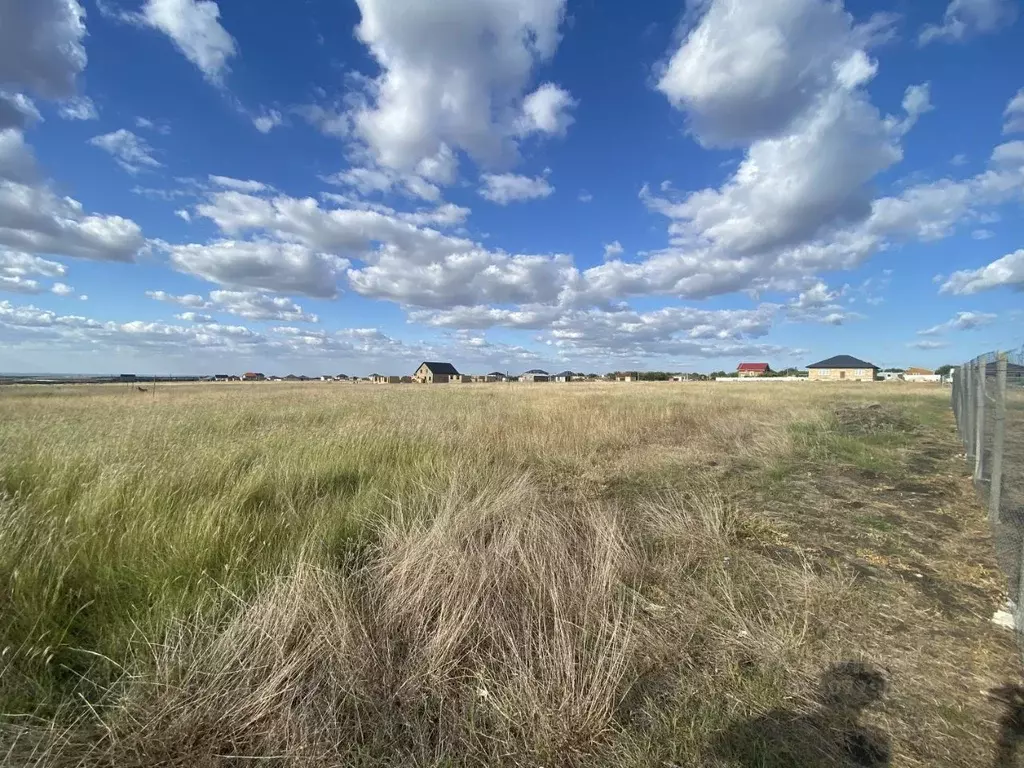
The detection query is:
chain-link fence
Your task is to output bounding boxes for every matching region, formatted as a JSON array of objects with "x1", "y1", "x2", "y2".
[{"x1": 952, "y1": 347, "x2": 1024, "y2": 648}]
